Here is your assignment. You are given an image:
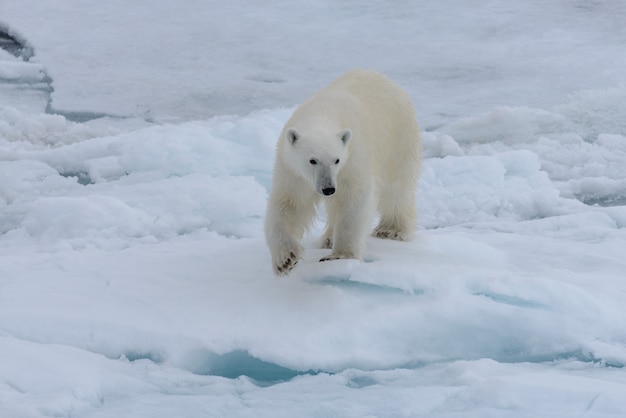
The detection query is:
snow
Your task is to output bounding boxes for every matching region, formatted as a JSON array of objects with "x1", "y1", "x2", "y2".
[{"x1": 1, "y1": 1, "x2": 626, "y2": 417}]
